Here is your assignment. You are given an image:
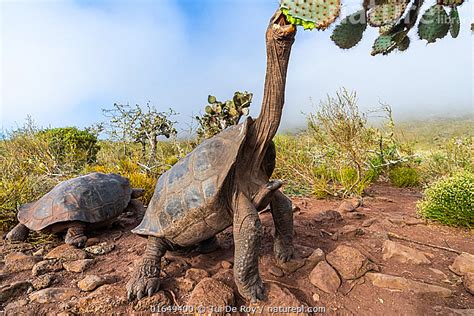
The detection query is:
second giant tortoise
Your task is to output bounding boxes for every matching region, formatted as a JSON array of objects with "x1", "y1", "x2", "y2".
[{"x1": 6, "y1": 172, "x2": 144, "y2": 247}]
